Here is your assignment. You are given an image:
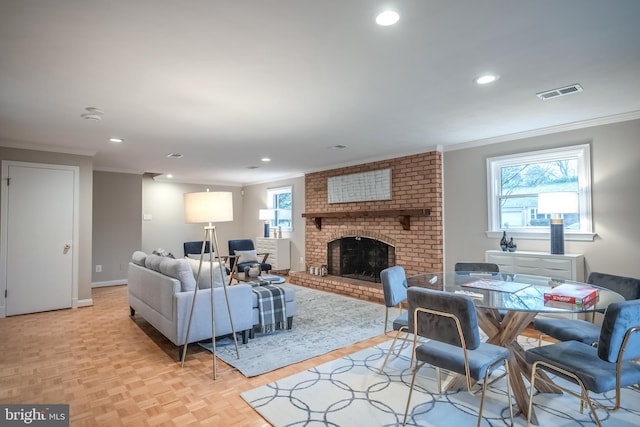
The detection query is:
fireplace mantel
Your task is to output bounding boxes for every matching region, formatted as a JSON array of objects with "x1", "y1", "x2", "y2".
[{"x1": 302, "y1": 208, "x2": 430, "y2": 231}]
